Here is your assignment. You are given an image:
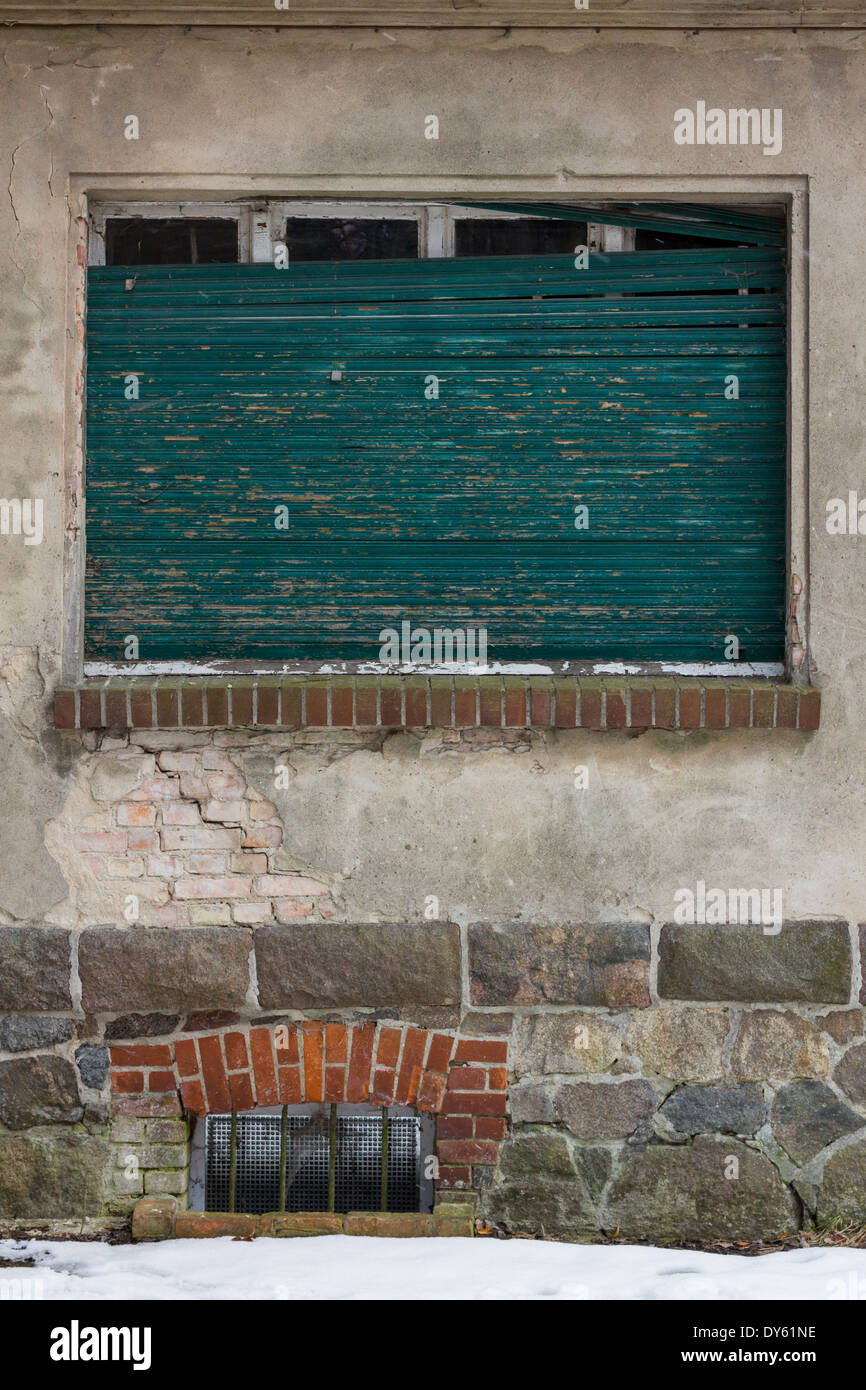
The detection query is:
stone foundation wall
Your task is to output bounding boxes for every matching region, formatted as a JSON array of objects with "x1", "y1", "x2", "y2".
[{"x1": 1, "y1": 721, "x2": 864, "y2": 1241}]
